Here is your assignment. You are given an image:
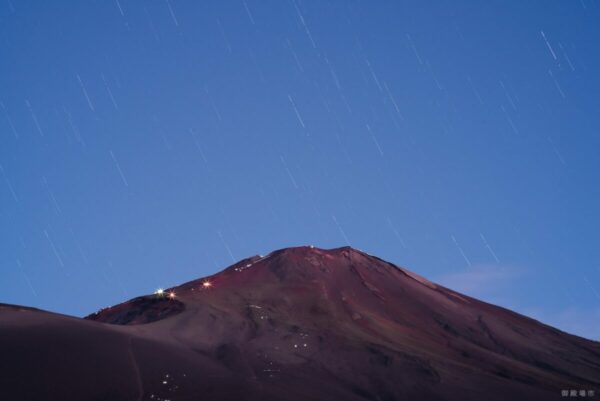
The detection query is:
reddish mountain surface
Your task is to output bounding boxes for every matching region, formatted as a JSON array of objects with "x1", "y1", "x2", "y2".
[{"x1": 1, "y1": 246, "x2": 599, "y2": 400}]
